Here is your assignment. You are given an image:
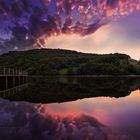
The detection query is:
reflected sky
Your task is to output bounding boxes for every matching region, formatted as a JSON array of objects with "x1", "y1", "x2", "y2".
[
  {"x1": 0, "y1": 90, "x2": 140, "y2": 140},
  {"x1": 45, "y1": 90, "x2": 140, "y2": 138}
]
